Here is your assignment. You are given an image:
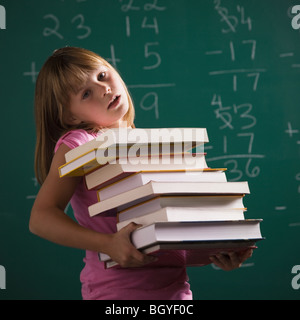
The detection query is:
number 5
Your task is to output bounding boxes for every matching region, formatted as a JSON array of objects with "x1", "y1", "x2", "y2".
[{"x1": 143, "y1": 42, "x2": 161, "y2": 70}]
